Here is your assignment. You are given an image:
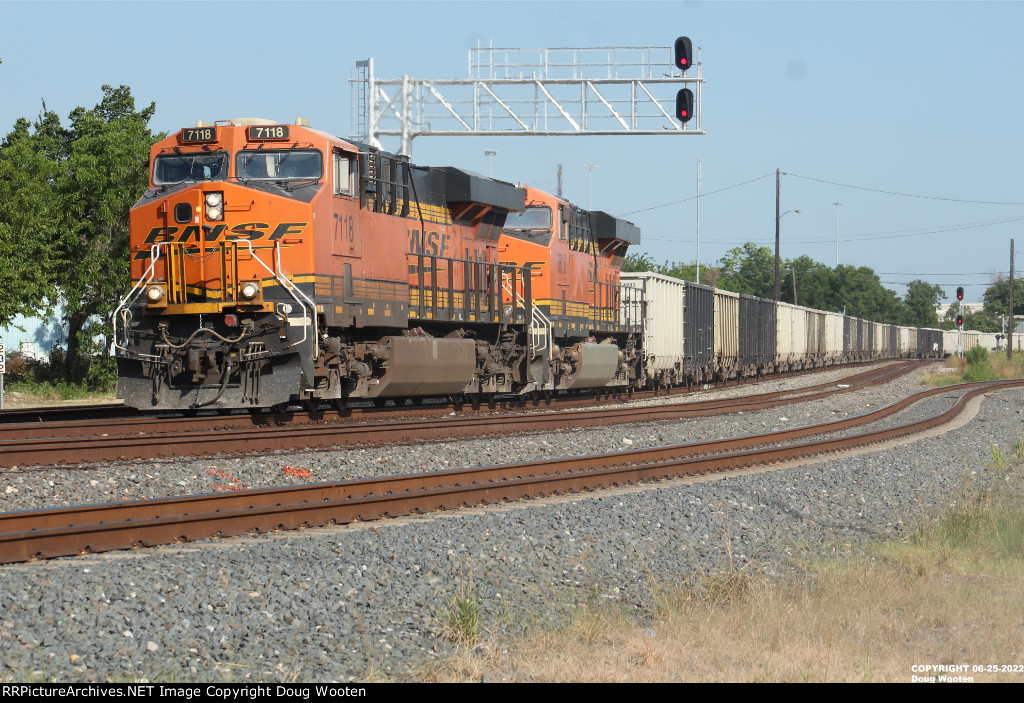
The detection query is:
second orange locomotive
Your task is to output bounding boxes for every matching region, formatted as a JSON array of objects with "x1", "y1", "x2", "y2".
[{"x1": 114, "y1": 118, "x2": 643, "y2": 410}]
